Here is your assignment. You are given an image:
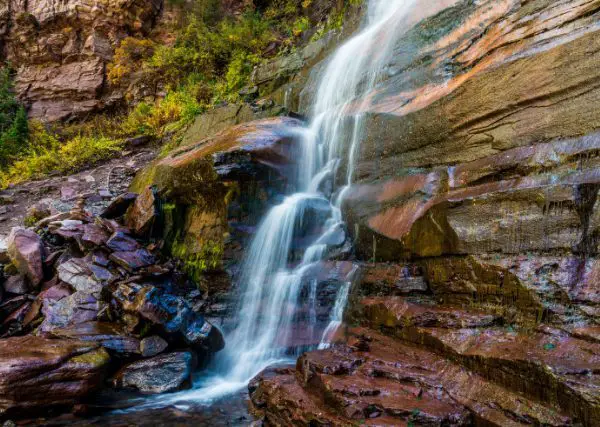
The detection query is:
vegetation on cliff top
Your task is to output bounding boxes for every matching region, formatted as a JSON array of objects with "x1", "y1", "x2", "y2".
[{"x1": 0, "y1": 0, "x2": 357, "y2": 187}]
